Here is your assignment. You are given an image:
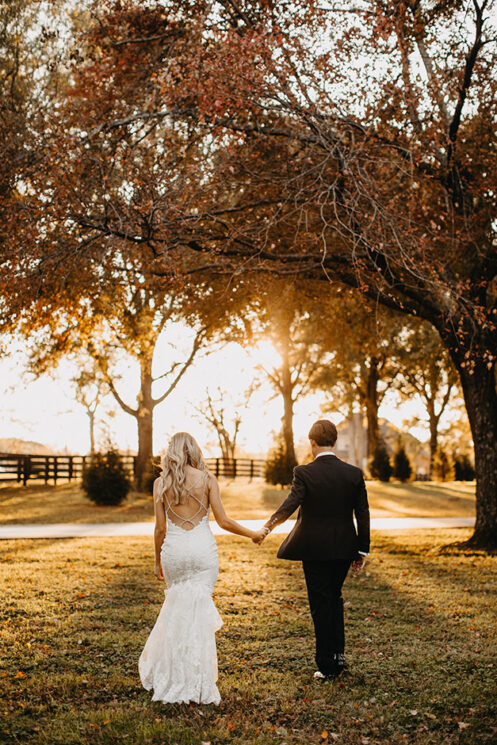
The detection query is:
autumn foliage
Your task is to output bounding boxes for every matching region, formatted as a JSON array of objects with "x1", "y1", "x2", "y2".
[{"x1": 1, "y1": 0, "x2": 496, "y2": 546}]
